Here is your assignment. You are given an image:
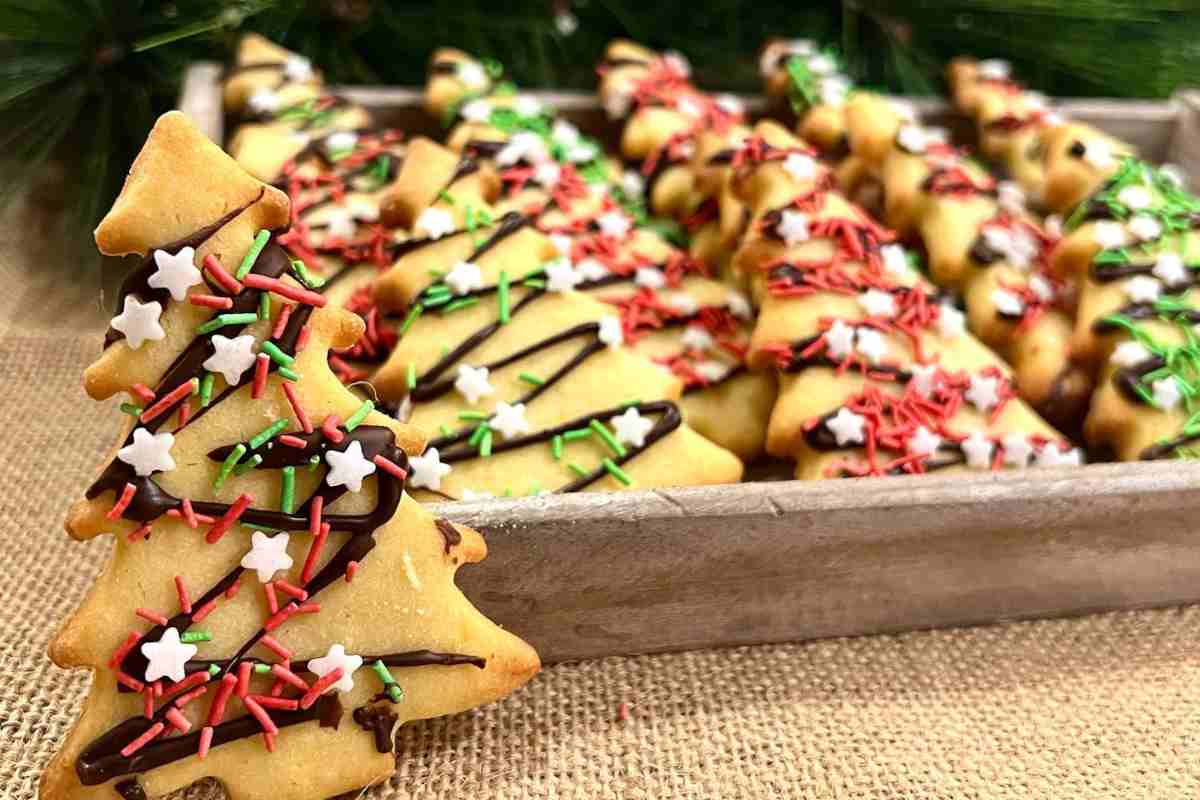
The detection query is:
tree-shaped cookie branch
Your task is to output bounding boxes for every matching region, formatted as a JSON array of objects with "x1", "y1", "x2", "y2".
[{"x1": 42, "y1": 112, "x2": 537, "y2": 800}]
